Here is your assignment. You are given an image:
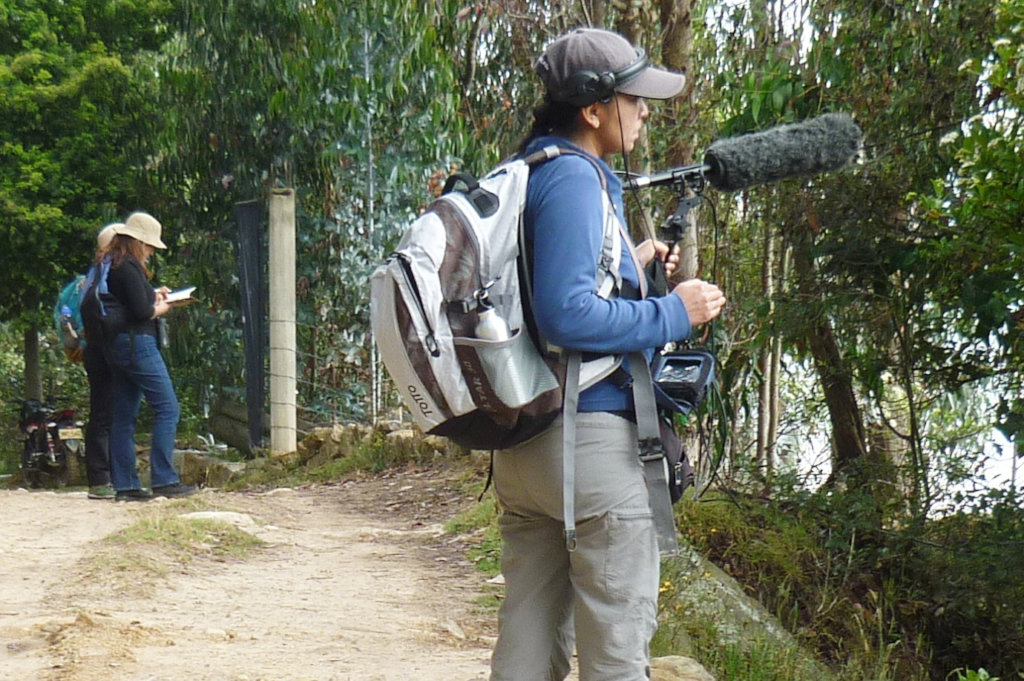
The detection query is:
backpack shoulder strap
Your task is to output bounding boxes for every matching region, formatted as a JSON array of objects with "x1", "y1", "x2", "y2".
[
  {"x1": 83, "y1": 259, "x2": 113, "y2": 317},
  {"x1": 517, "y1": 146, "x2": 631, "y2": 391},
  {"x1": 520, "y1": 147, "x2": 679, "y2": 555},
  {"x1": 524, "y1": 147, "x2": 624, "y2": 299}
]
